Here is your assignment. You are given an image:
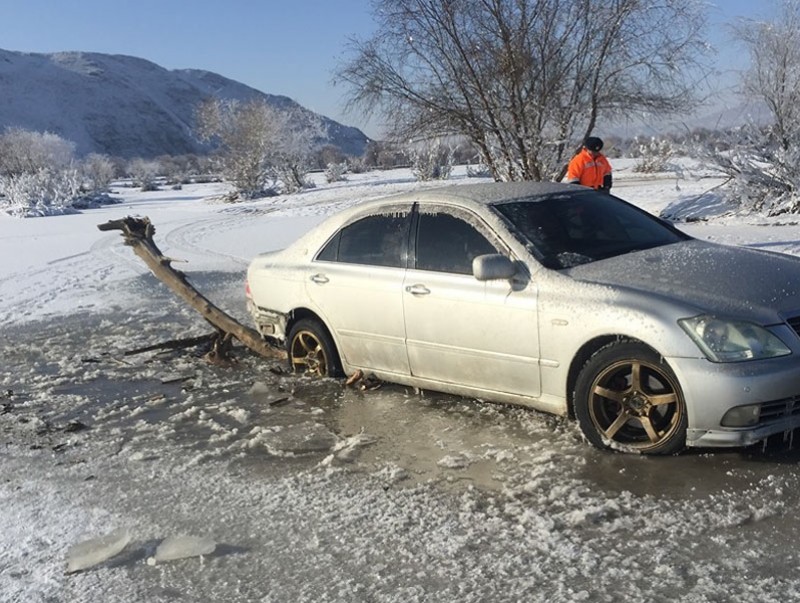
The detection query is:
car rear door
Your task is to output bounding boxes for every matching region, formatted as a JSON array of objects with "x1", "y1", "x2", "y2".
[
  {"x1": 305, "y1": 205, "x2": 412, "y2": 376},
  {"x1": 402, "y1": 205, "x2": 541, "y2": 397}
]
